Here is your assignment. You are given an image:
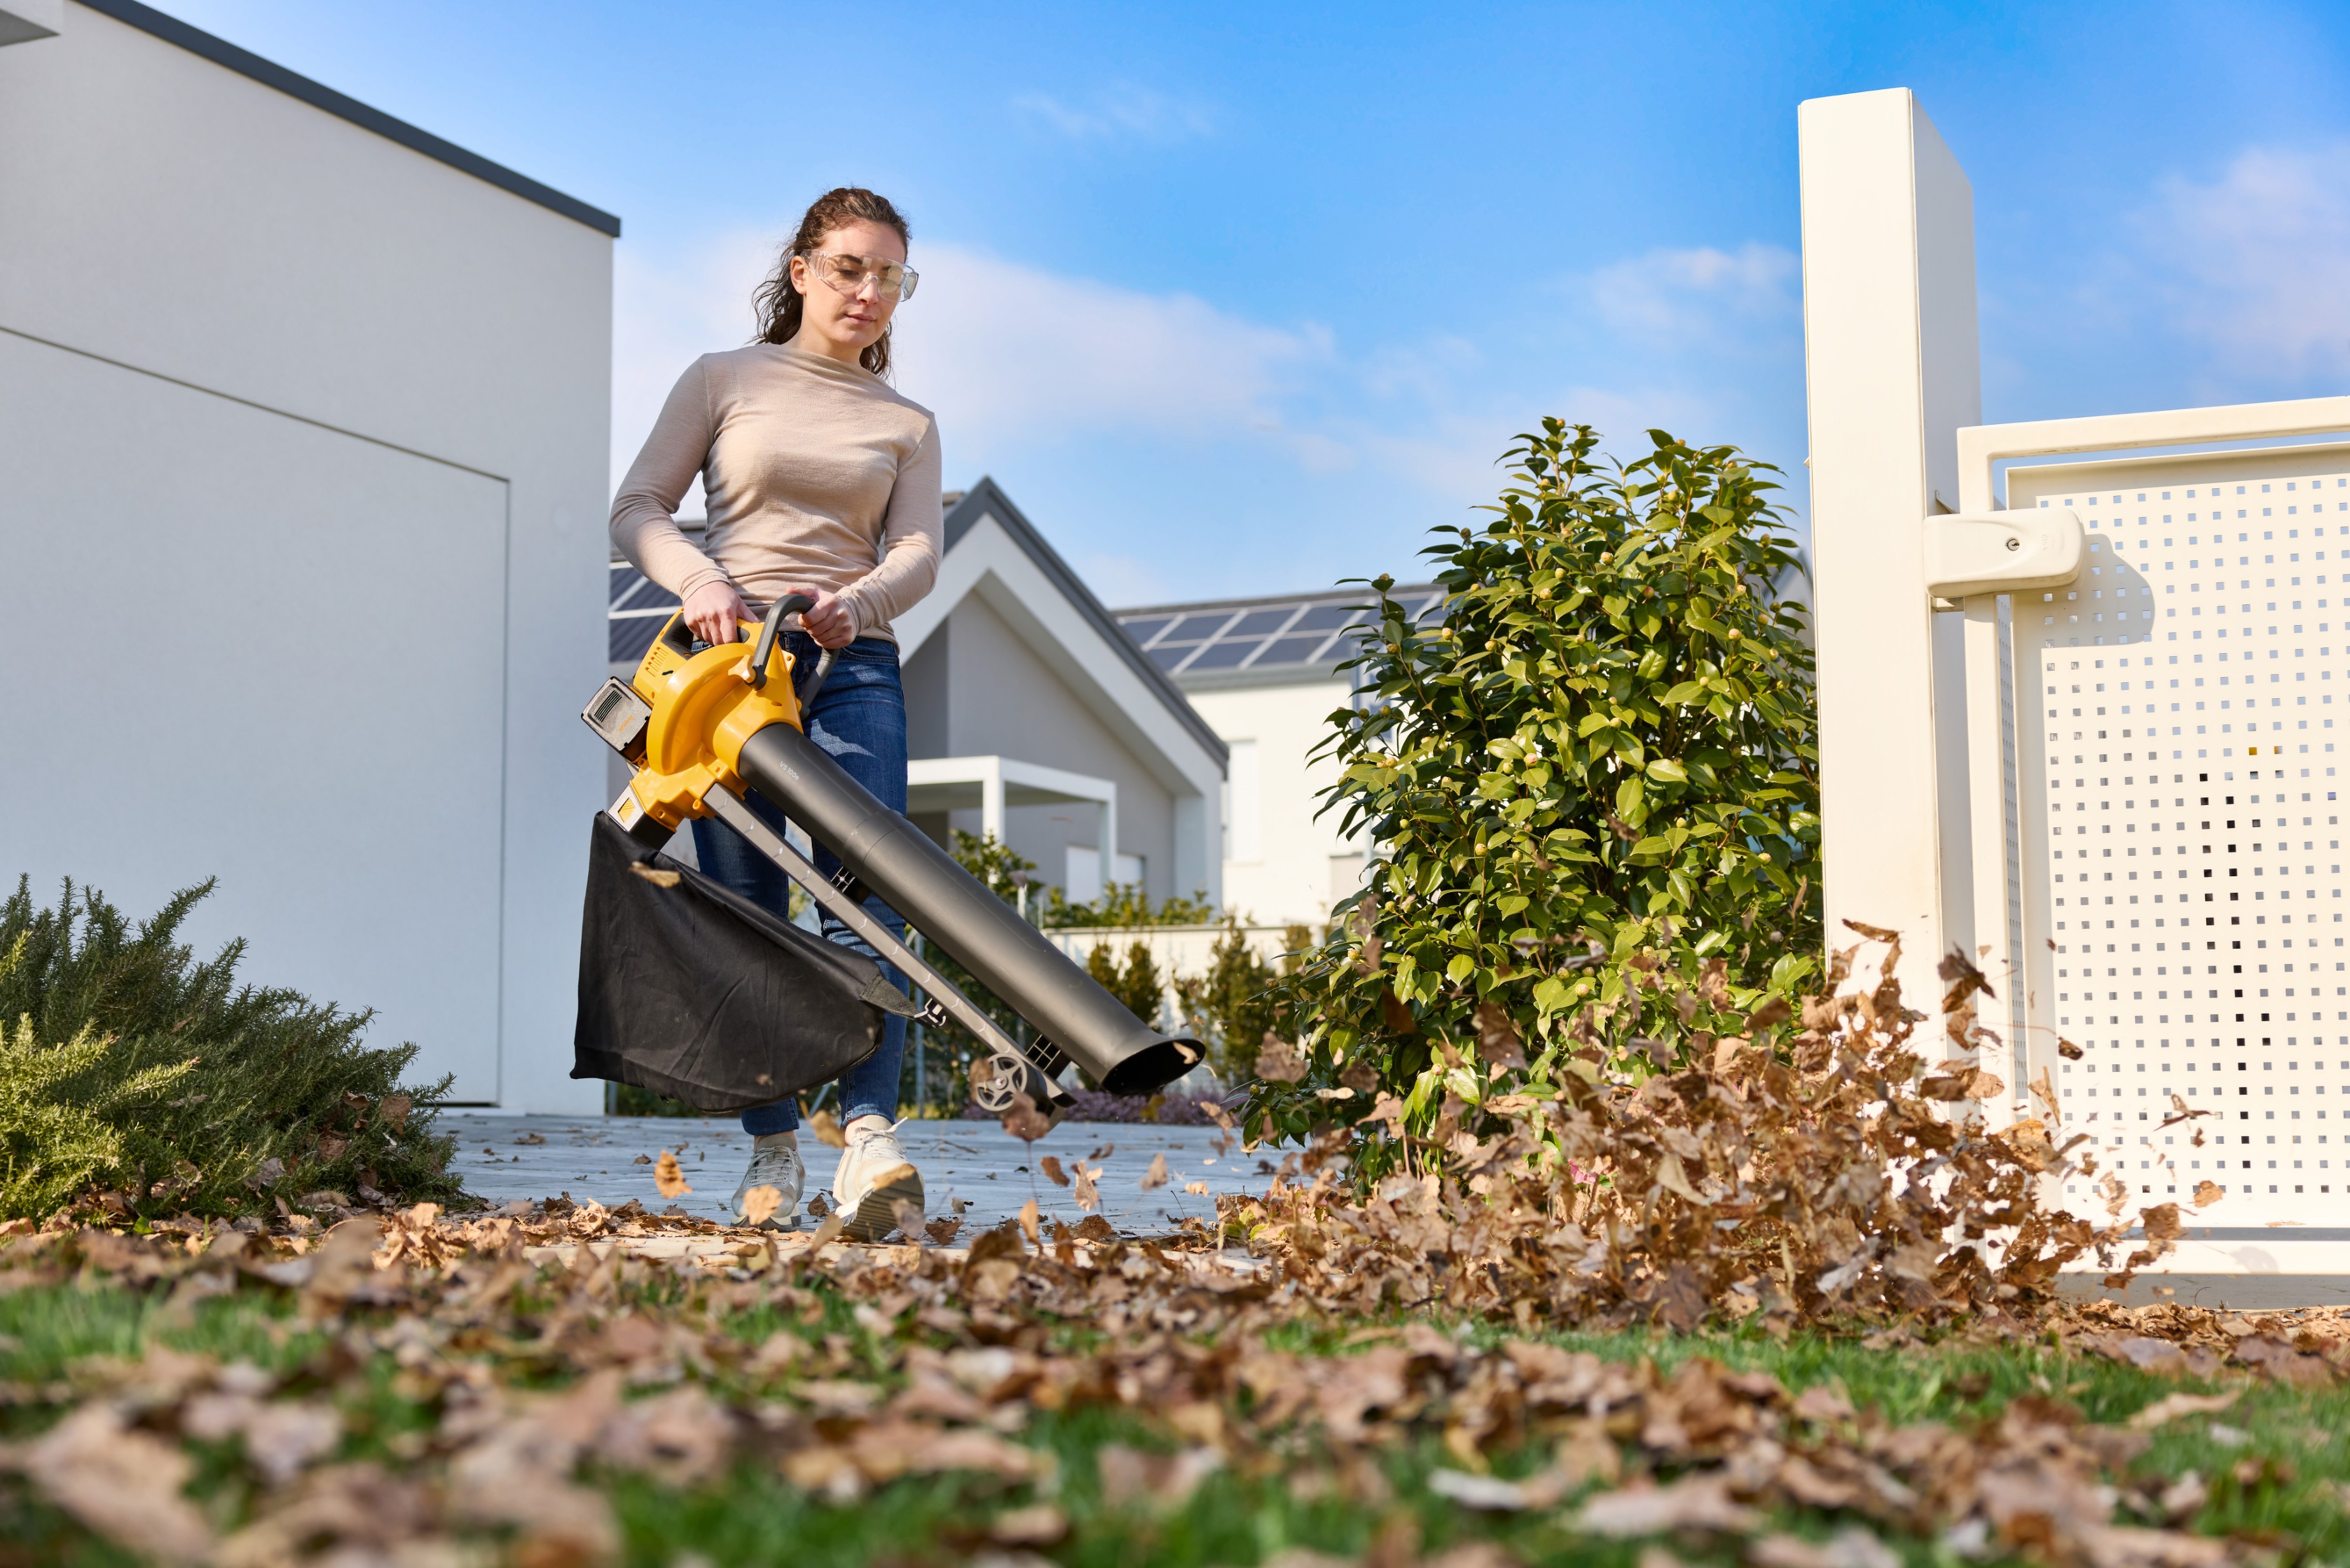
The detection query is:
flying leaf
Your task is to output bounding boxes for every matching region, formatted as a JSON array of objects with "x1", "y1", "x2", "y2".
[
  {"x1": 1038, "y1": 1155, "x2": 1071, "y2": 1188},
  {"x1": 1256, "y1": 1035, "x2": 1308, "y2": 1083},
  {"x1": 654, "y1": 1151, "x2": 692, "y2": 1200},
  {"x1": 1473, "y1": 1001, "x2": 1526, "y2": 1071},
  {"x1": 739, "y1": 1185, "x2": 782, "y2": 1227},
  {"x1": 1139, "y1": 1153, "x2": 1169, "y2": 1192}
]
